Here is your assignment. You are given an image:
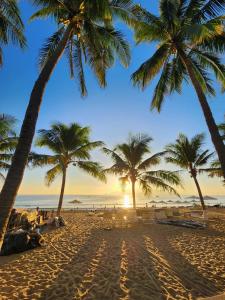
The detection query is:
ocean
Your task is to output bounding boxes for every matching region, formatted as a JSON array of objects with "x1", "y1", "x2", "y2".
[{"x1": 15, "y1": 194, "x2": 225, "y2": 210}]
